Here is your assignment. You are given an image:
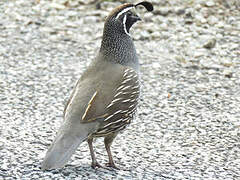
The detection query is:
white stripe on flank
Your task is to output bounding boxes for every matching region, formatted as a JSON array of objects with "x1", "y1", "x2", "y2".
[
  {"x1": 116, "y1": 84, "x2": 126, "y2": 91},
  {"x1": 132, "y1": 74, "x2": 138, "y2": 79},
  {"x1": 121, "y1": 78, "x2": 132, "y2": 84},
  {"x1": 106, "y1": 102, "x2": 113, "y2": 109},
  {"x1": 103, "y1": 114, "x2": 115, "y2": 122},
  {"x1": 102, "y1": 118, "x2": 123, "y2": 129},
  {"x1": 114, "y1": 91, "x2": 122, "y2": 98},
  {"x1": 64, "y1": 83, "x2": 79, "y2": 119},
  {"x1": 123, "y1": 69, "x2": 131, "y2": 77},
  {"x1": 125, "y1": 73, "x2": 135, "y2": 79},
  {"x1": 115, "y1": 6, "x2": 133, "y2": 19},
  {"x1": 131, "y1": 91, "x2": 139, "y2": 95},
  {"x1": 130, "y1": 94, "x2": 137, "y2": 98},
  {"x1": 104, "y1": 110, "x2": 122, "y2": 121},
  {"x1": 122, "y1": 99, "x2": 131, "y2": 103},
  {"x1": 82, "y1": 91, "x2": 98, "y2": 121},
  {"x1": 129, "y1": 104, "x2": 136, "y2": 109},
  {"x1": 132, "y1": 84, "x2": 140, "y2": 89},
  {"x1": 121, "y1": 85, "x2": 132, "y2": 91},
  {"x1": 111, "y1": 97, "x2": 123, "y2": 104}
]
